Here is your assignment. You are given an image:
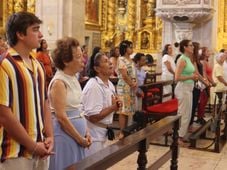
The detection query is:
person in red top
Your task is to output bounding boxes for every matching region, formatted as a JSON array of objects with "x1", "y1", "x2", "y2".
[
  {"x1": 197, "y1": 47, "x2": 215, "y2": 124},
  {"x1": 37, "y1": 39, "x2": 53, "y2": 86}
]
